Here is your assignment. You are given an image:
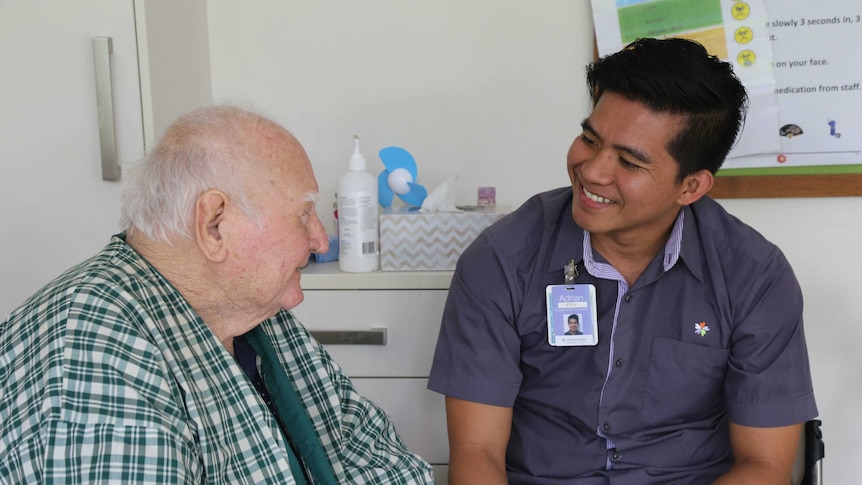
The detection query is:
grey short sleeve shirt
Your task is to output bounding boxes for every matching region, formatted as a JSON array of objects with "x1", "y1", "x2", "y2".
[{"x1": 428, "y1": 187, "x2": 818, "y2": 484}]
